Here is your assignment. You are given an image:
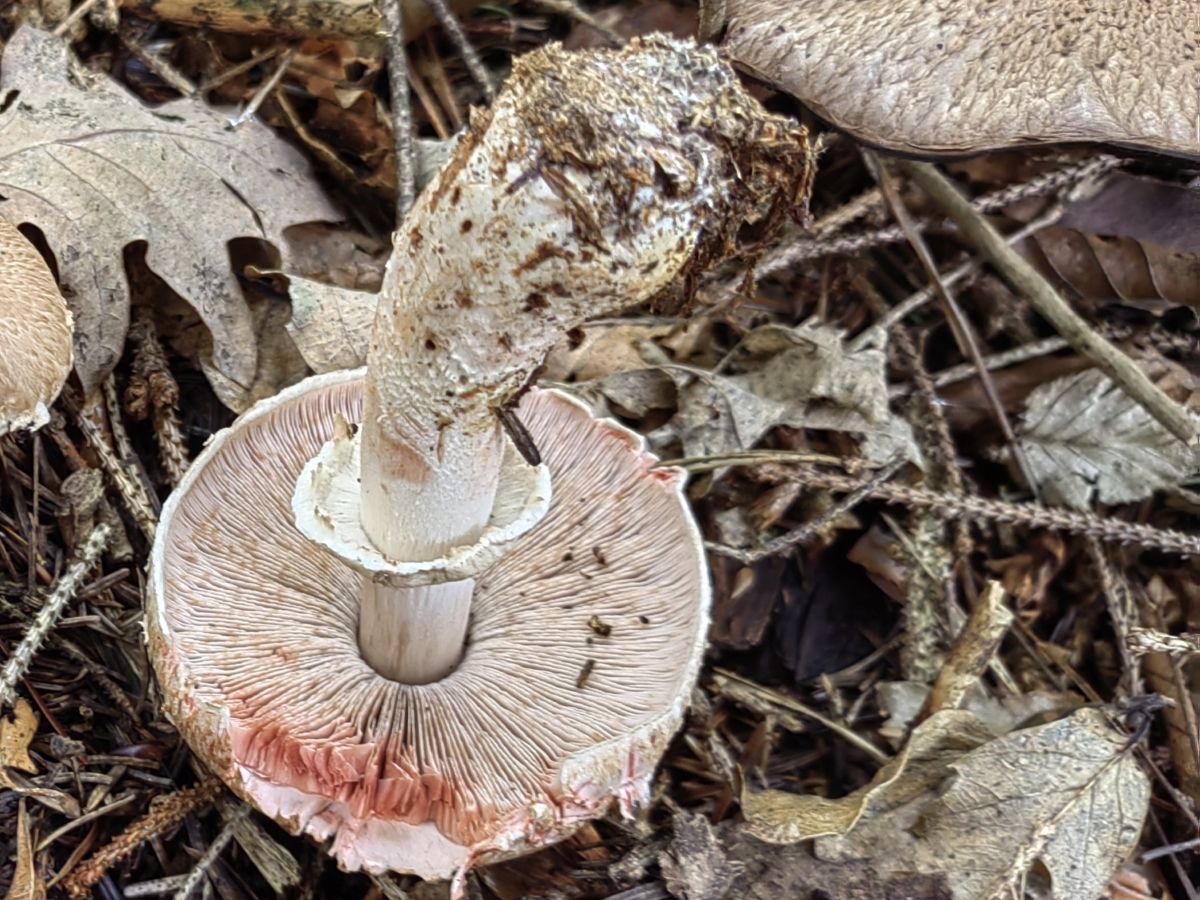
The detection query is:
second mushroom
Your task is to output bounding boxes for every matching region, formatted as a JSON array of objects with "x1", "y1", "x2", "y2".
[{"x1": 147, "y1": 37, "x2": 810, "y2": 882}]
